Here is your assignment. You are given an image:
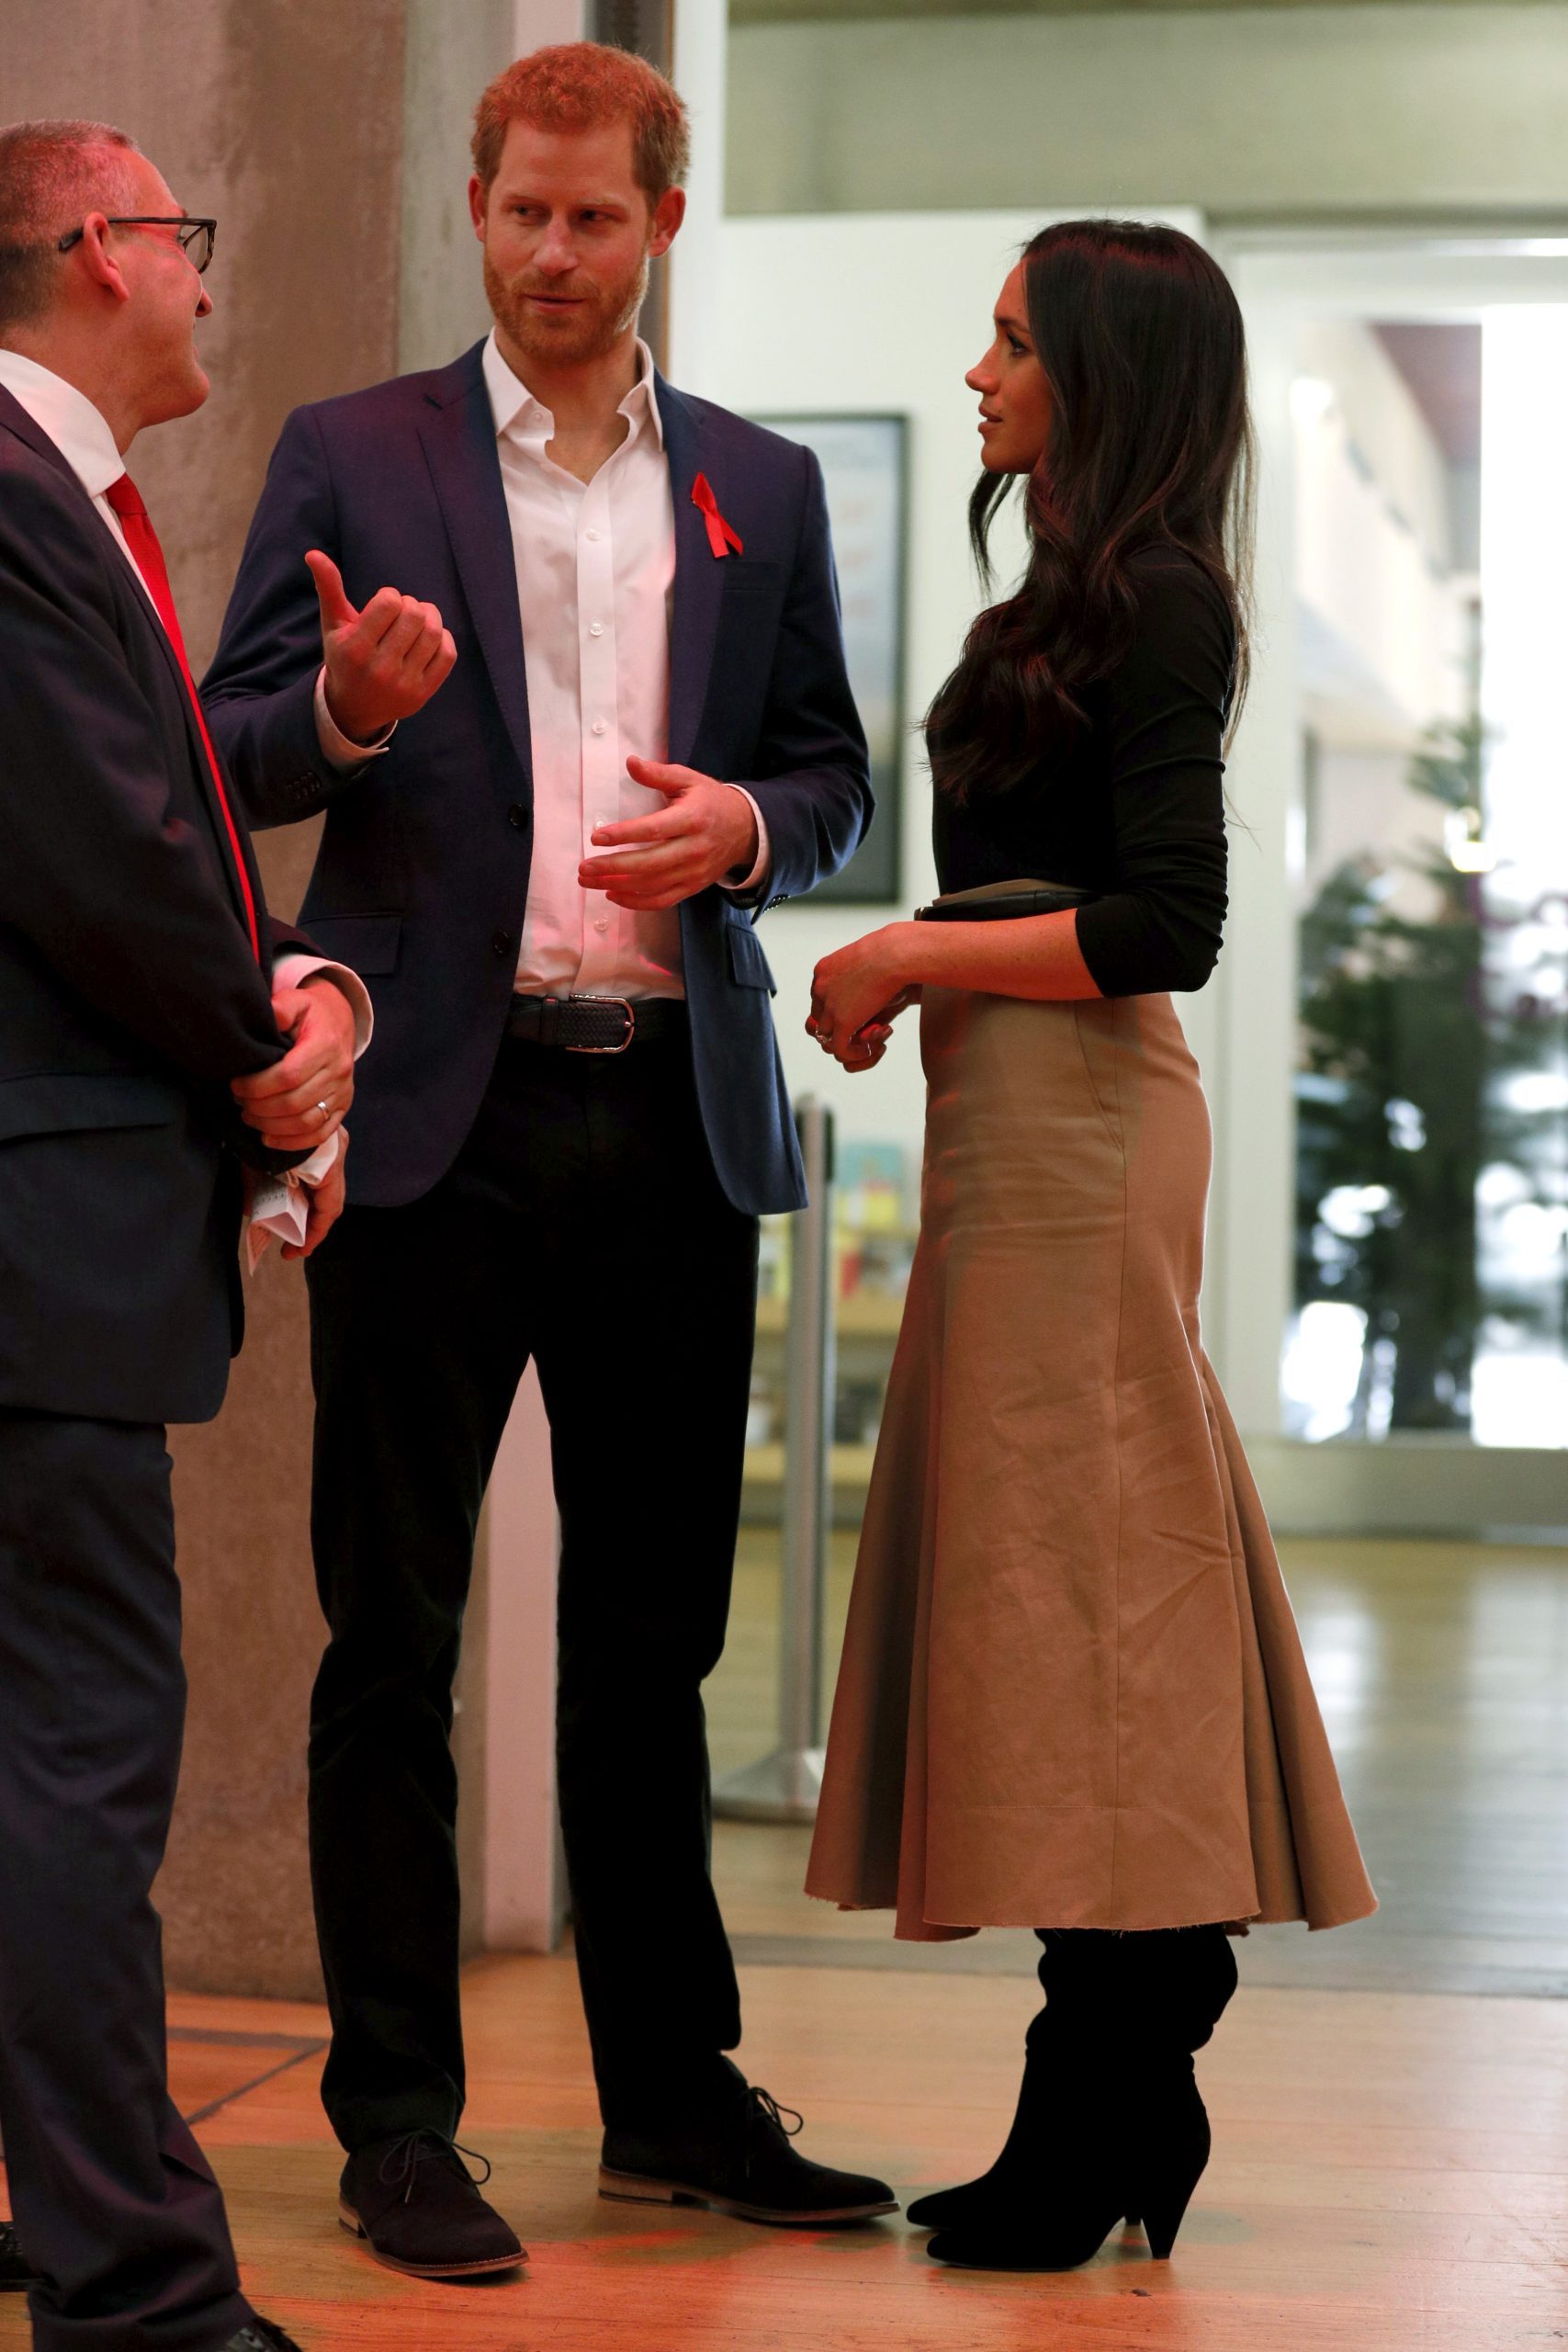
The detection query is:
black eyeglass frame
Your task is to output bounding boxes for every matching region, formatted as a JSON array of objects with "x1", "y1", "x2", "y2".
[{"x1": 56, "y1": 216, "x2": 217, "y2": 273}]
